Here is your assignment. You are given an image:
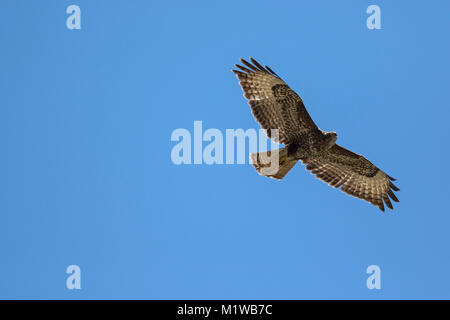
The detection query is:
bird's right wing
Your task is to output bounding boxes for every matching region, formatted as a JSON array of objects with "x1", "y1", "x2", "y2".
[{"x1": 232, "y1": 58, "x2": 319, "y2": 144}]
